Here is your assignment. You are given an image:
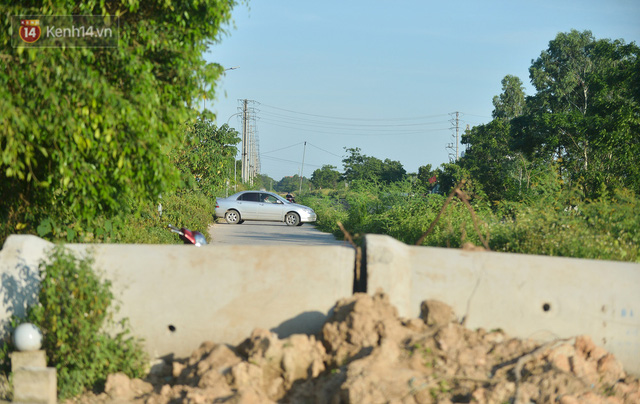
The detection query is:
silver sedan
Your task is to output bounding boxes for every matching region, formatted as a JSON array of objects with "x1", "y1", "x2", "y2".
[{"x1": 214, "y1": 191, "x2": 317, "y2": 226}]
